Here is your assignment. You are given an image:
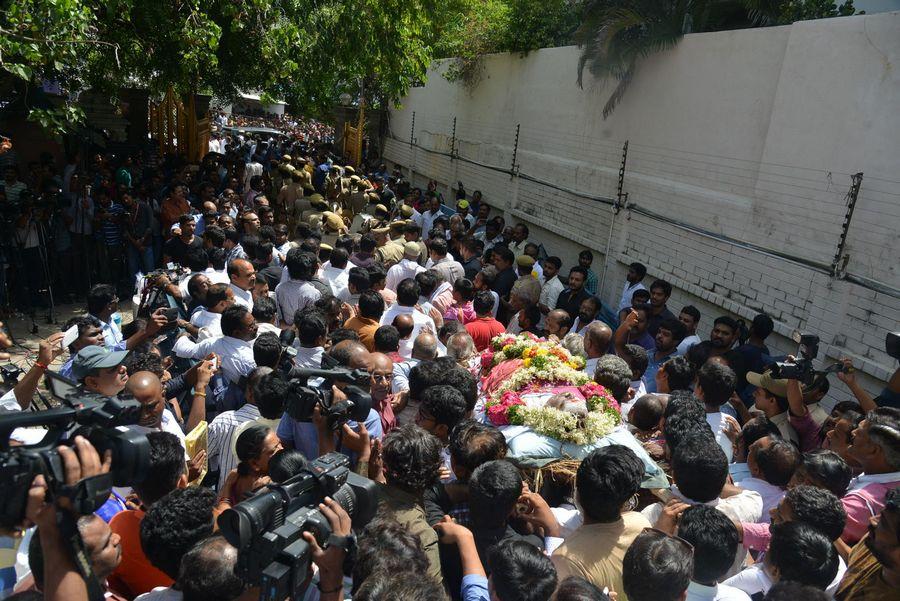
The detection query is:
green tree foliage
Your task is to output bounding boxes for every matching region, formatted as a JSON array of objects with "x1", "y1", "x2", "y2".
[
  {"x1": 436, "y1": 0, "x2": 582, "y2": 88},
  {"x1": 0, "y1": 0, "x2": 452, "y2": 129},
  {"x1": 576, "y1": 0, "x2": 858, "y2": 119}
]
